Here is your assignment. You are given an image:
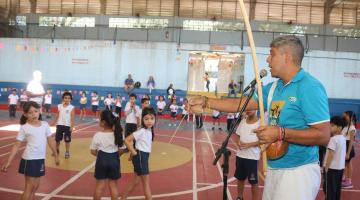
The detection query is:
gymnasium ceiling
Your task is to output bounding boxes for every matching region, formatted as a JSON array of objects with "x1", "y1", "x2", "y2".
[{"x1": 1, "y1": 0, "x2": 360, "y2": 27}]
